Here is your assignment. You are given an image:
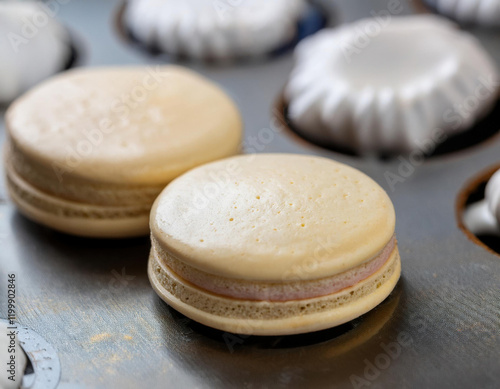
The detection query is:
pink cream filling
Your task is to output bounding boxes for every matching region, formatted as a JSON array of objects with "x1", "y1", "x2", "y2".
[{"x1": 161, "y1": 236, "x2": 396, "y2": 302}]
